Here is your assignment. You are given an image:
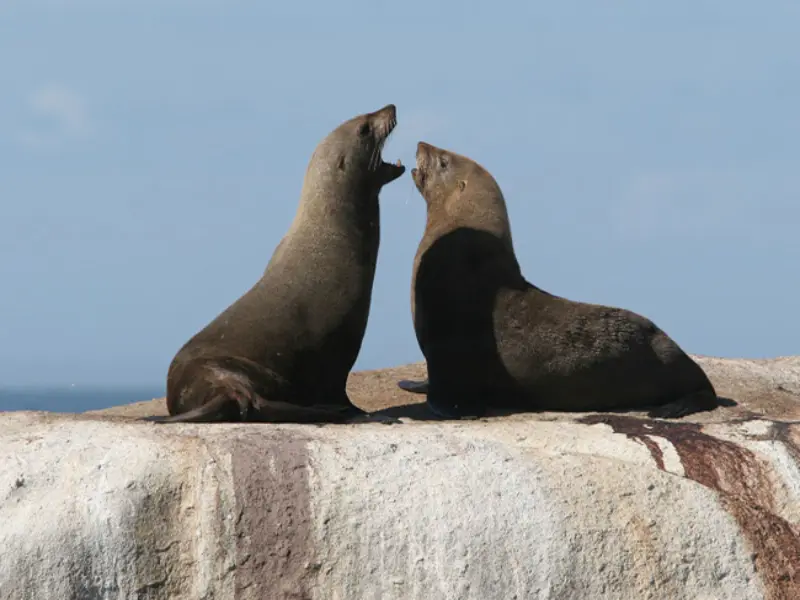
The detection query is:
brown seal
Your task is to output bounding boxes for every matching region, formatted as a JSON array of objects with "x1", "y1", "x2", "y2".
[
  {"x1": 398, "y1": 141, "x2": 718, "y2": 420},
  {"x1": 149, "y1": 105, "x2": 405, "y2": 423}
]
